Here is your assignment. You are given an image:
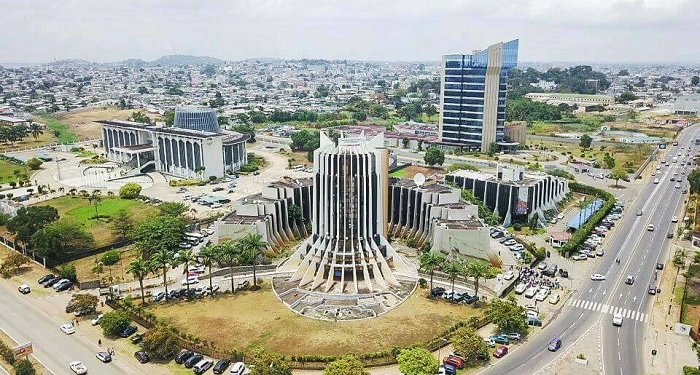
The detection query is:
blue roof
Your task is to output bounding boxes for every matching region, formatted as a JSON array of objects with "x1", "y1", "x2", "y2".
[{"x1": 567, "y1": 199, "x2": 605, "y2": 230}]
